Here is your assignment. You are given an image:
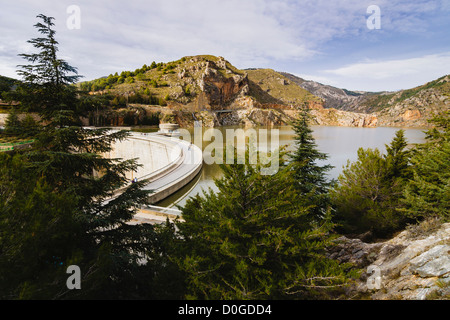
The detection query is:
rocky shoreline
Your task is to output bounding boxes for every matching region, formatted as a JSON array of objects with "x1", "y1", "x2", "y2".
[{"x1": 329, "y1": 219, "x2": 450, "y2": 300}]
